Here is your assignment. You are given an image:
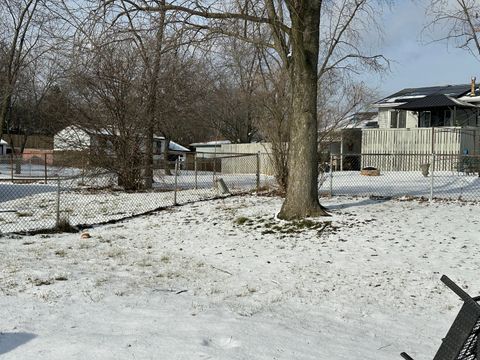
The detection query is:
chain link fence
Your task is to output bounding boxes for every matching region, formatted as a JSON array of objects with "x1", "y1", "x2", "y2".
[
  {"x1": 0, "y1": 152, "x2": 274, "y2": 234},
  {"x1": 321, "y1": 153, "x2": 480, "y2": 201},
  {"x1": 2, "y1": 151, "x2": 478, "y2": 234}
]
